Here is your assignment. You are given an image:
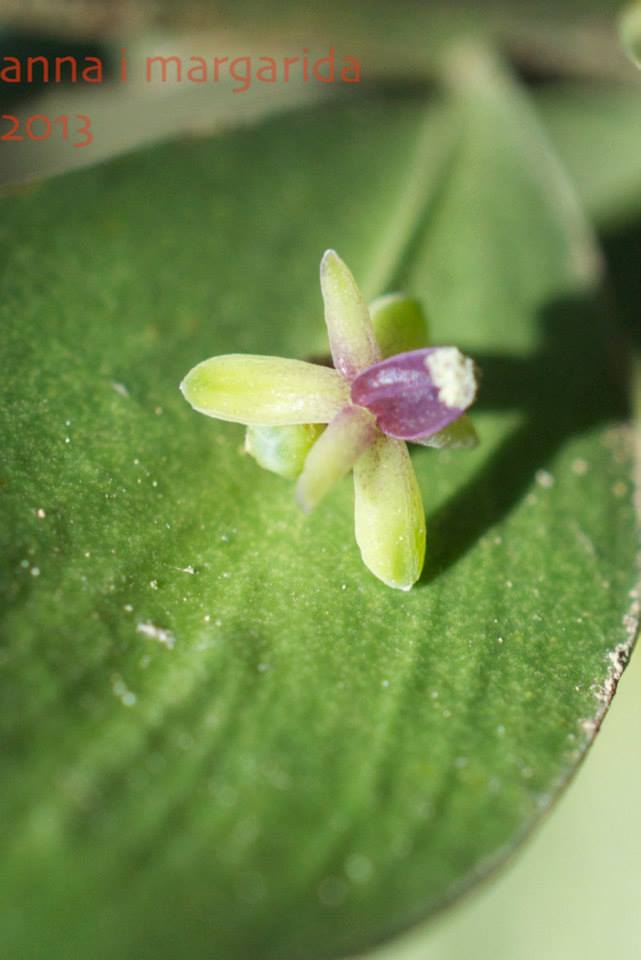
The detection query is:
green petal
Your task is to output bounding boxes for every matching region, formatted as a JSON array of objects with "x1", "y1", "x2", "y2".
[
  {"x1": 353, "y1": 435, "x2": 426, "y2": 591},
  {"x1": 296, "y1": 405, "x2": 376, "y2": 512},
  {"x1": 245, "y1": 423, "x2": 325, "y2": 479},
  {"x1": 180, "y1": 354, "x2": 349, "y2": 425},
  {"x1": 412, "y1": 413, "x2": 479, "y2": 449},
  {"x1": 320, "y1": 250, "x2": 381, "y2": 380},
  {"x1": 369, "y1": 292, "x2": 430, "y2": 357}
]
